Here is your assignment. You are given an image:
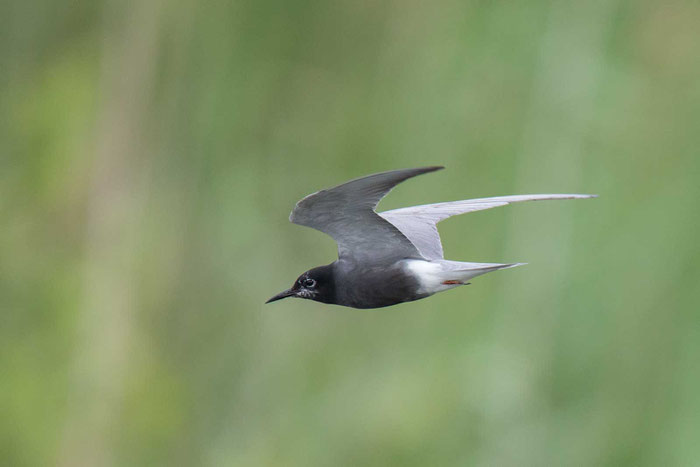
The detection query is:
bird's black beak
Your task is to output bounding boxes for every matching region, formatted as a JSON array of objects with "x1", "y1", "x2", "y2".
[{"x1": 265, "y1": 288, "x2": 296, "y2": 304}]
